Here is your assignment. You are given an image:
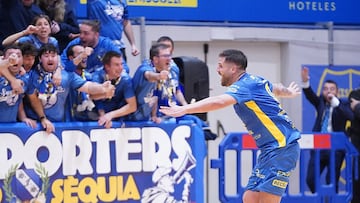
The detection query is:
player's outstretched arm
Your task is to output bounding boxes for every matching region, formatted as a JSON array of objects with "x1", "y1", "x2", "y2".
[{"x1": 160, "y1": 94, "x2": 236, "y2": 117}]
